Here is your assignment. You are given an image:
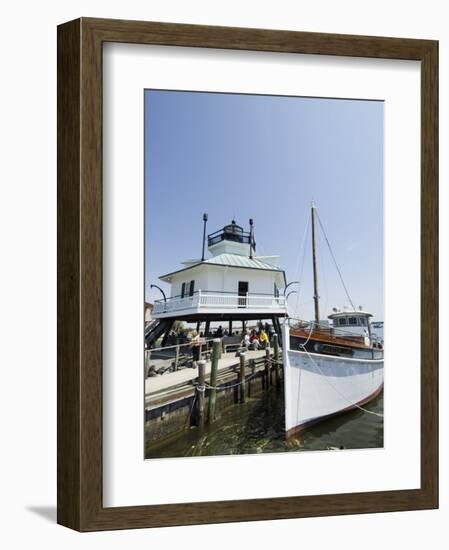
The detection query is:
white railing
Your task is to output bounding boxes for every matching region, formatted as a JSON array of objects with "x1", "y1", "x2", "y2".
[
  {"x1": 153, "y1": 290, "x2": 286, "y2": 316},
  {"x1": 152, "y1": 293, "x2": 200, "y2": 315}
]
